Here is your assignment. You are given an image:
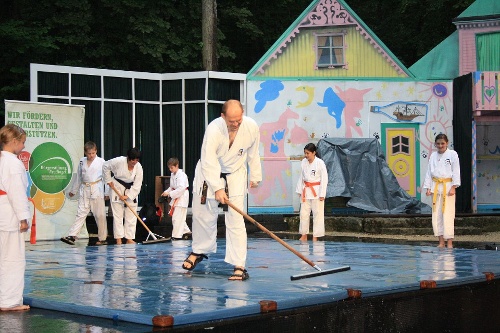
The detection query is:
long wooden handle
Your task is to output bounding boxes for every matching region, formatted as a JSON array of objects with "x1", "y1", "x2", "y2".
[
  {"x1": 110, "y1": 186, "x2": 153, "y2": 234},
  {"x1": 226, "y1": 201, "x2": 317, "y2": 269}
]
